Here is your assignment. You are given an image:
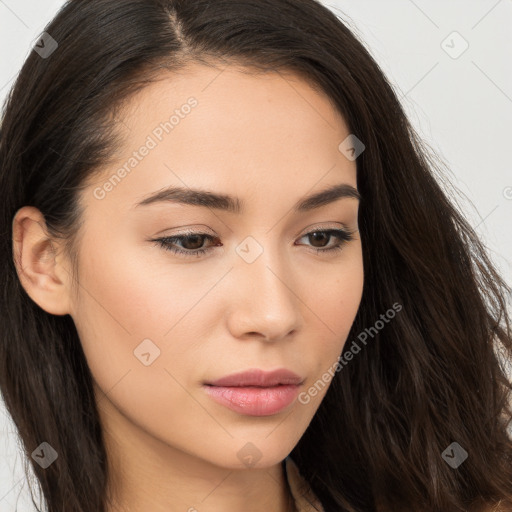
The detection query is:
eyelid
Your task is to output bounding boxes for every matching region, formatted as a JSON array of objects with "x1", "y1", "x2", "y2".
[
  {"x1": 155, "y1": 224, "x2": 216, "y2": 237},
  {"x1": 159, "y1": 222, "x2": 355, "y2": 241},
  {"x1": 150, "y1": 222, "x2": 357, "y2": 259}
]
